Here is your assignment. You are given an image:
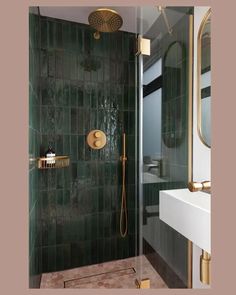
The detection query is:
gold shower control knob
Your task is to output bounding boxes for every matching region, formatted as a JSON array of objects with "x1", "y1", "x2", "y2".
[
  {"x1": 94, "y1": 131, "x2": 101, "y2": 138},
  {"x1": 94, "y1": 140, "x2": 101, "y2": 147},
  {"x1": 87, "y1": 130, "x2": 106, "y2": 149}
]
